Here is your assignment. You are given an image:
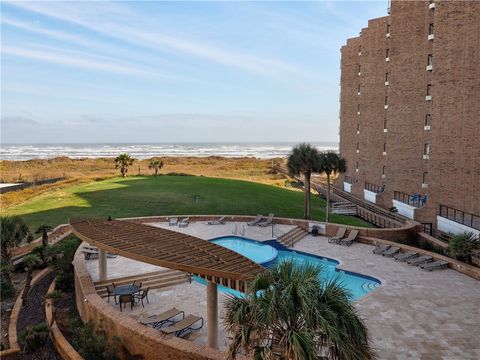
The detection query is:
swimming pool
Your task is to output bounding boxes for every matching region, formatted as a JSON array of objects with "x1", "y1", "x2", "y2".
[{"x1": 208, "y1": 236, "x2": 380, "y2": 301}]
